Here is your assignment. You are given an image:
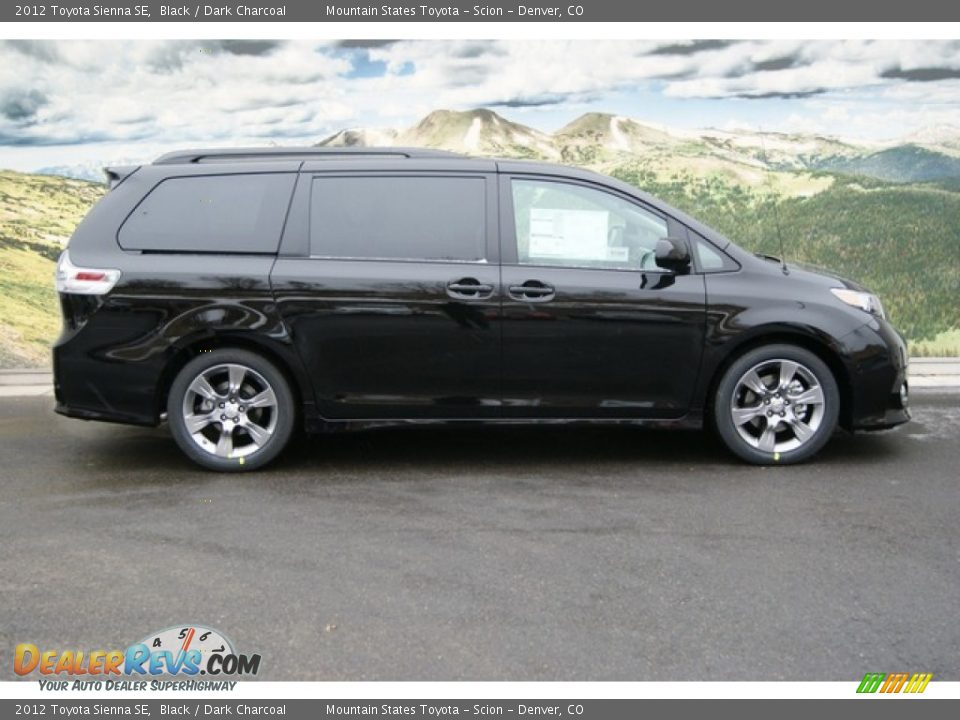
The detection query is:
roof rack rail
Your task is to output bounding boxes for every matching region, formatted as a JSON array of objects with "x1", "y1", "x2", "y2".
[{"x1": 153, "y1": 146, "x2": 463, "y2": 165}]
